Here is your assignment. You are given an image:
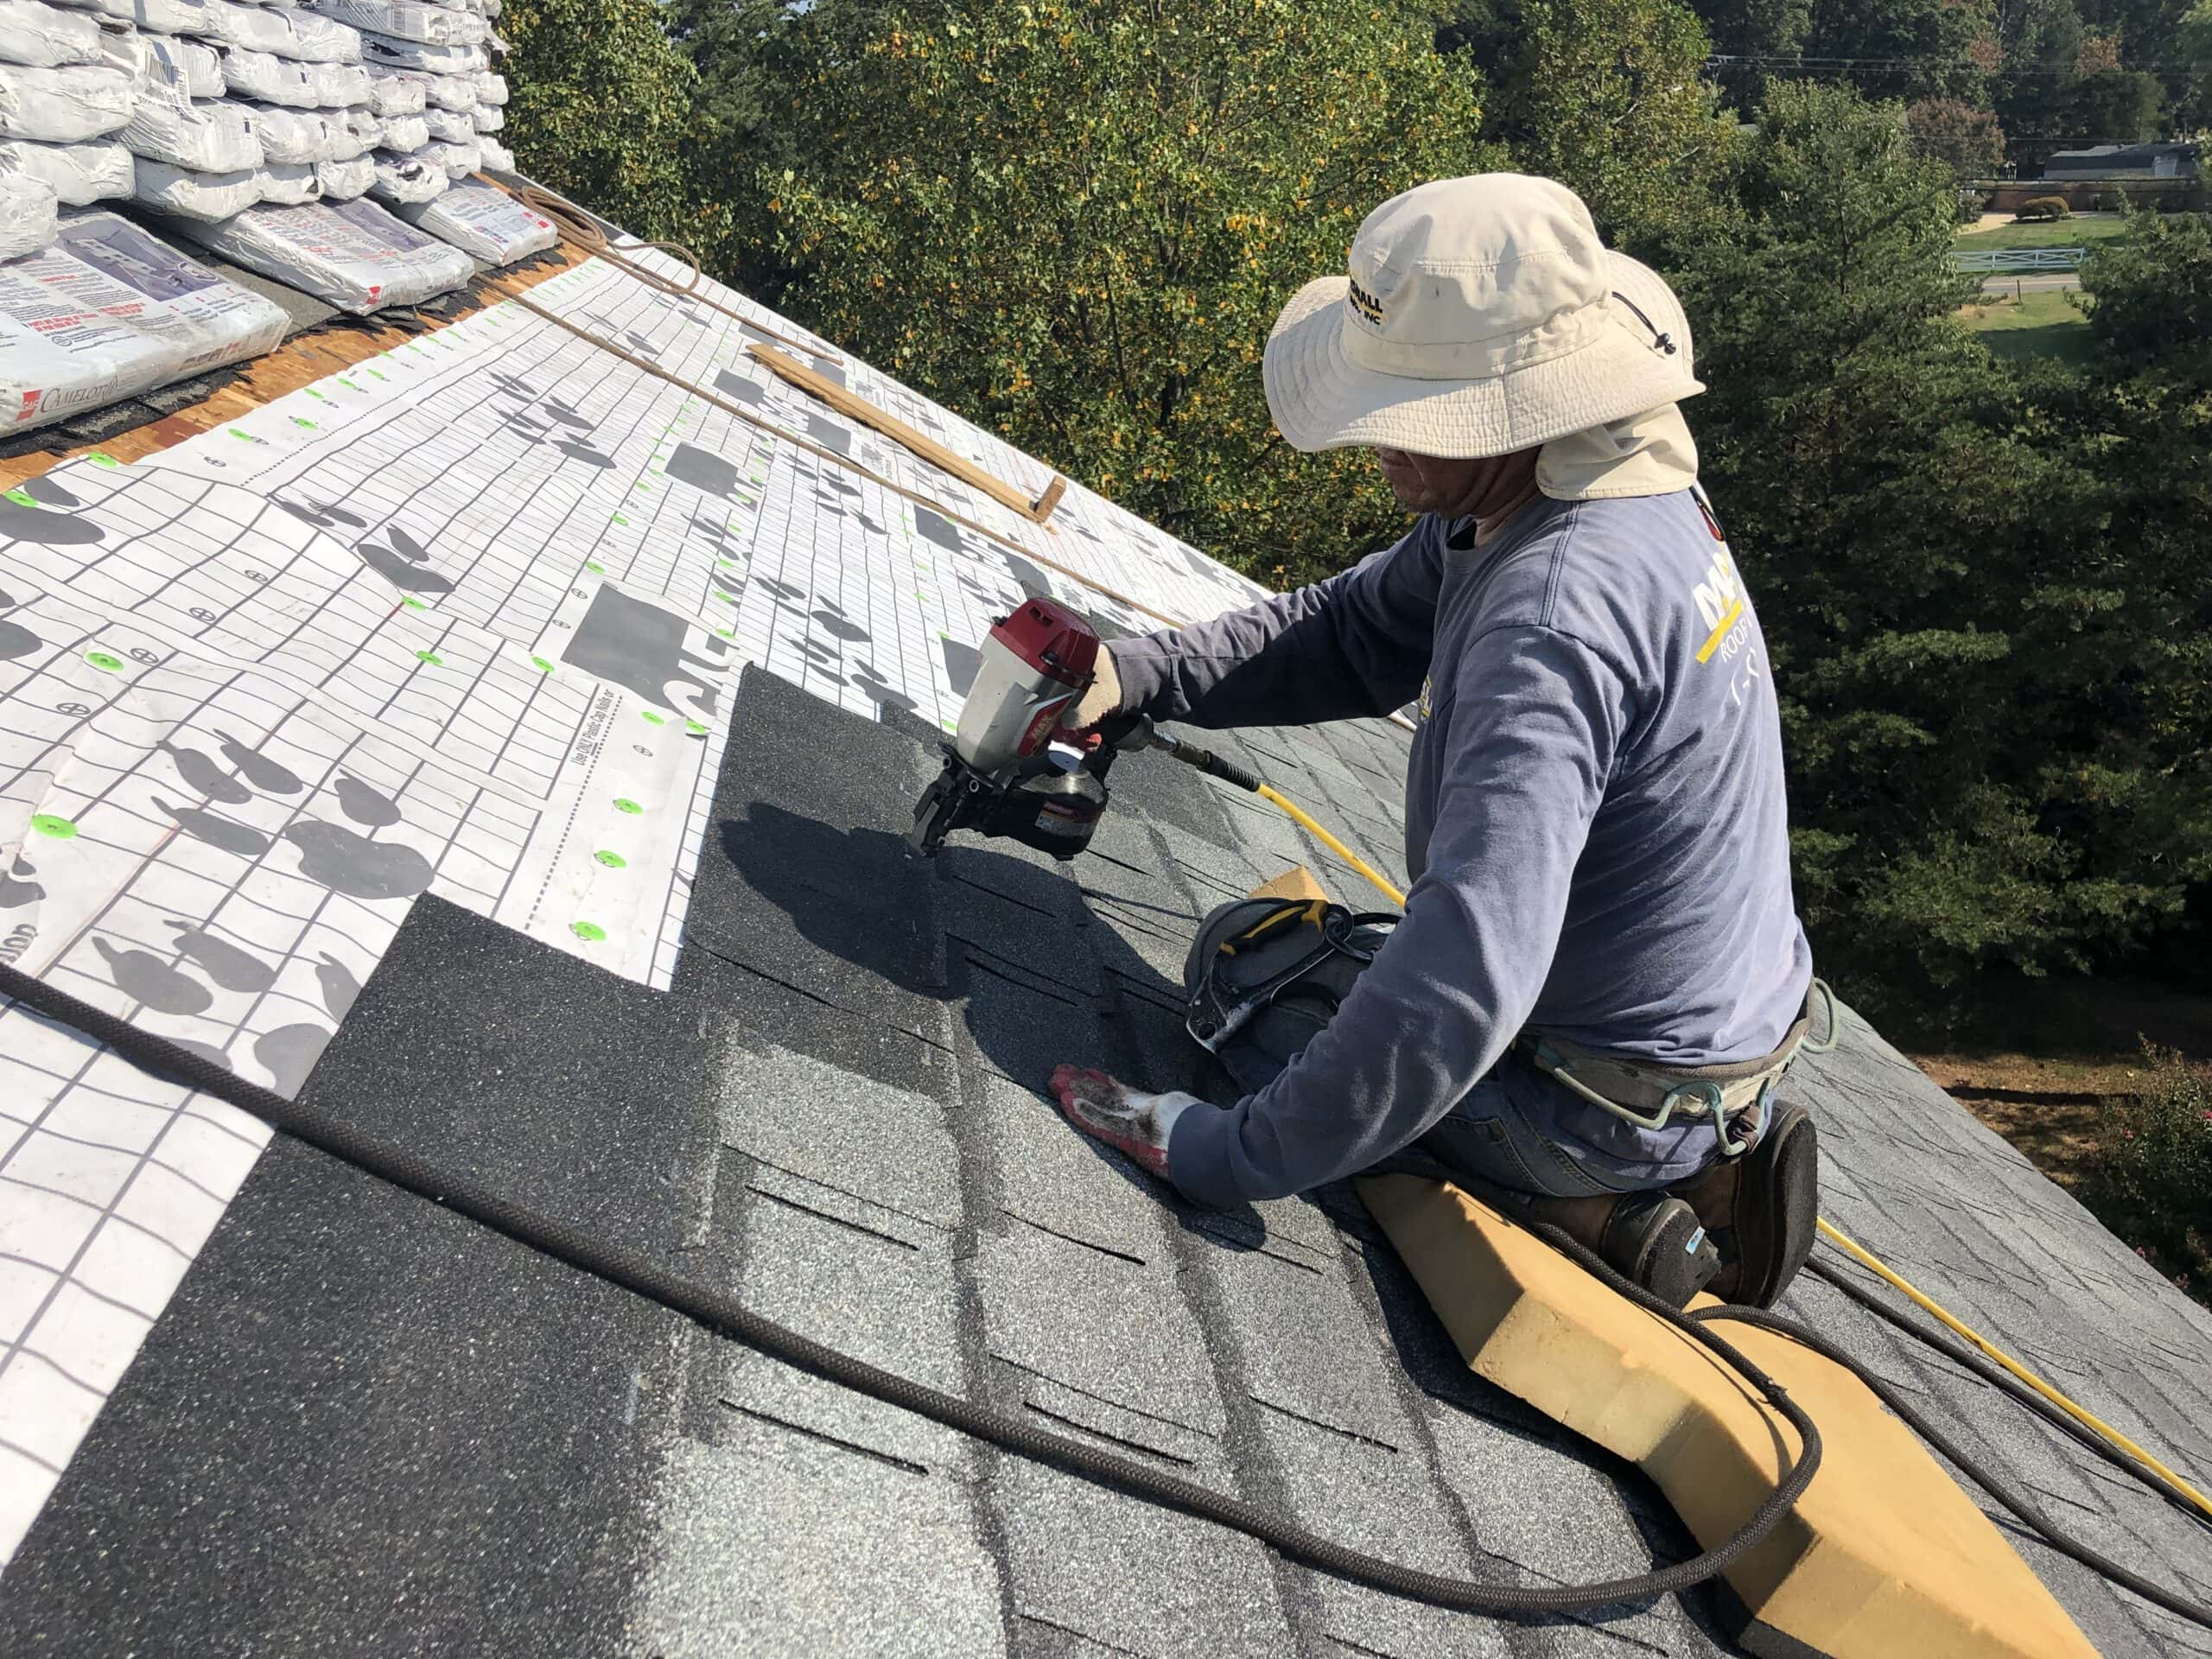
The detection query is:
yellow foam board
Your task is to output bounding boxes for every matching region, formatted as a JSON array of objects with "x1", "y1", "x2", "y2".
[{"x1": 1357, "y1": 1174, "x2": 2097, "y2": 1659}]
